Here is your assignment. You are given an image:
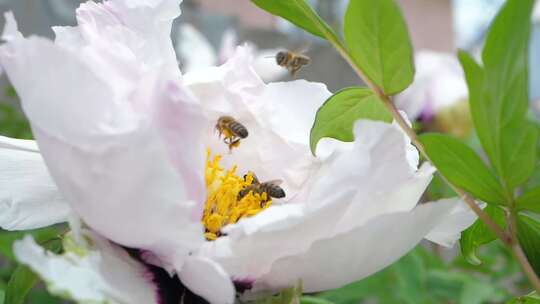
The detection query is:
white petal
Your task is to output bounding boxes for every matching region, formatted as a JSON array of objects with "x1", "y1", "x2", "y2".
[
  {"x1": 0, "y1": 136, "x2": 70, "y2": 230},
  {"x1": 79, "y1": 0, "x2": 182, "y2": 72},
  {"x1": 1, "y1": 12, "x2": 23, "y2": 41},
  {"x1": 177, "y1": 23, "x2": 217, "y2": 72},
  {"x1": 178, "y1": 256, "x2": 235, "y2": 304},
  {"x1": 1, "y1": 35, "x2": 205, "y2": 265},
  {"x1": 254, "y1": 79, "x2": 331, "y2": 146},
  {"x1": 14, "y1": 232, "x2": 156, "y2": 304},
  {"x1": 255, "y1": 199, "x2": 458, "y2": 293},
  {"x1": 425, "y1": 198, "x2": 478, "y2": 247},
  {"x1": 218, "y1": 29, "x2": 238, "y2": 64}
]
